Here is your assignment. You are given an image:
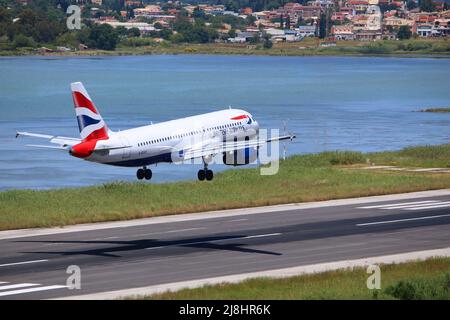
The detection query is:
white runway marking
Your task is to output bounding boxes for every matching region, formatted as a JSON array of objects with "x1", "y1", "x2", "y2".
[
  {"x1": 405, "y1": 203, "x2": 450, "y2": 210},
  {"x1": 357, "y1": 214, "x2": 450, "y2": 227},
  {"x1": 243, "y1": 233, "x2": 281, "y2": 239},
  {"x1": 164, "y1": 227, "x2": 205, "y2": 234},
  {"x1": 0, "y1": 283, "x2": 39, "y2": 291},
  {"x1": 358, "y1": 201, "x2": 437, "y2": 209},
  {"x1": 0, "y1": 259, "x2": 48, "y2": 268},
  {"x1": 357, "y1": 200, "x2": 450, "y2": 211},
  {"x1": 127, "y1": 227, "x2": 205, "y2": 239},
  {"x1": 0, "y1": 285, "x2": 66, "y2": 297}
]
